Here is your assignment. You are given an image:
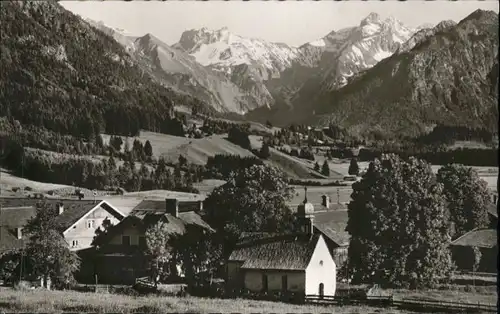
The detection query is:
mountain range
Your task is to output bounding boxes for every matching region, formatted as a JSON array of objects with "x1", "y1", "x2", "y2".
[
  {"x1": 86, "y1": 9, "x2": 499, "y2": 139},
  {"x1": 2, "y1": 1, "x2": 498, "y2": 141},
  {"x1": 86, "y1": 13, "x2": 427, "y2": 116}
]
